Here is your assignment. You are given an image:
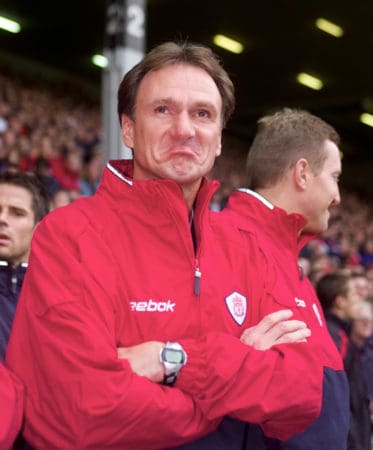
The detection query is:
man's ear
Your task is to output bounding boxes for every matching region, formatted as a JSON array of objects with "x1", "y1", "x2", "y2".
[
  {"x1": 294, "y1": 158, "x2": 311, "y2": 191},
  {"x1": 121, "y1": 115, "x2": 135, "y2": 149}
]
